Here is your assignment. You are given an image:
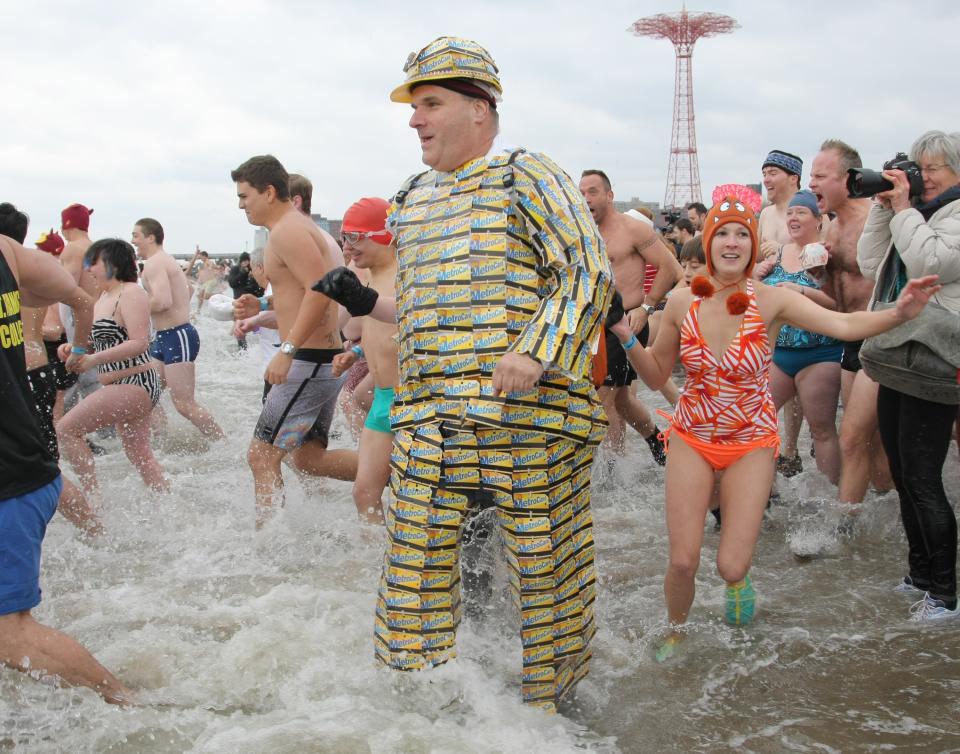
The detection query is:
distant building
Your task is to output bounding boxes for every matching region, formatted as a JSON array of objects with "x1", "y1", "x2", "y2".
[{"x1": 613, "y1": 196, "x2": 661, "y2": 215}]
